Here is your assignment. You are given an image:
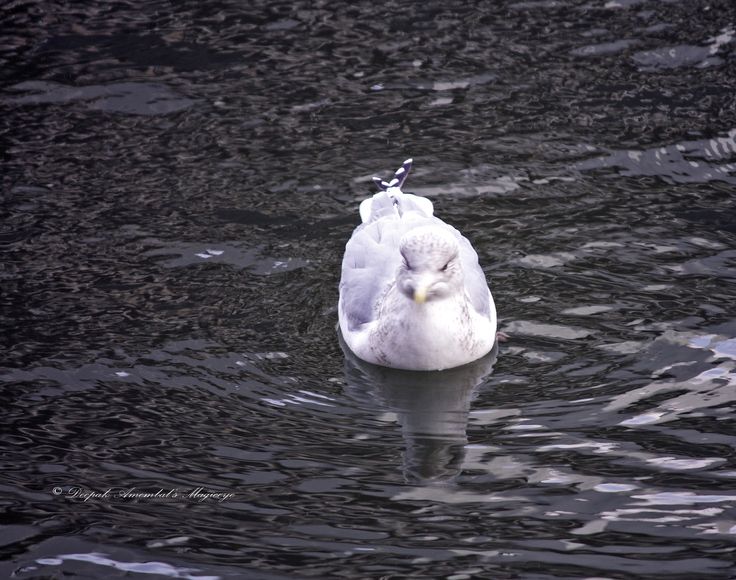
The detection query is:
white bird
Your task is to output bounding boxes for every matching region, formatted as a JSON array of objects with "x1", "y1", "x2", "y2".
[{"x1": 338, "y1": 159, "x2": 497, "y2": 371}]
